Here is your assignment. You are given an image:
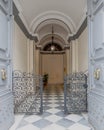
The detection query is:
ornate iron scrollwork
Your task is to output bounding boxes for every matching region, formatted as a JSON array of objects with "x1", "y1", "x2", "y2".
[
  {"x1": 12, "y1": 70, "x2": 43, "y2": 114},
  {"x1": 64, "y1": 72, "x2": 88, "y2": 114}
]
